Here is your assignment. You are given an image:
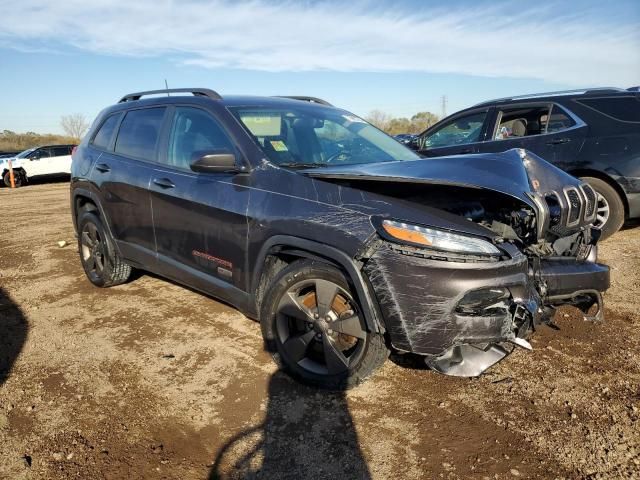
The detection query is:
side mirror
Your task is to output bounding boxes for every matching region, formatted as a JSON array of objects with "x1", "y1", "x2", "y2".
[
  {"x1": 190, "y1": 150, "x2": 241, "y2": 173},
  {"x1": 408, "y1": 137, "x2": 421, "y2": 151}
]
